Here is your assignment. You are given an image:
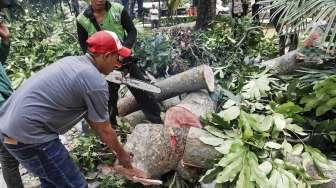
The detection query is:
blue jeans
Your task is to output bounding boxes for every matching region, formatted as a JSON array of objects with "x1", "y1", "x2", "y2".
[{"x1": 3, "y1": 138, "x2": 87, "y2": 188}]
